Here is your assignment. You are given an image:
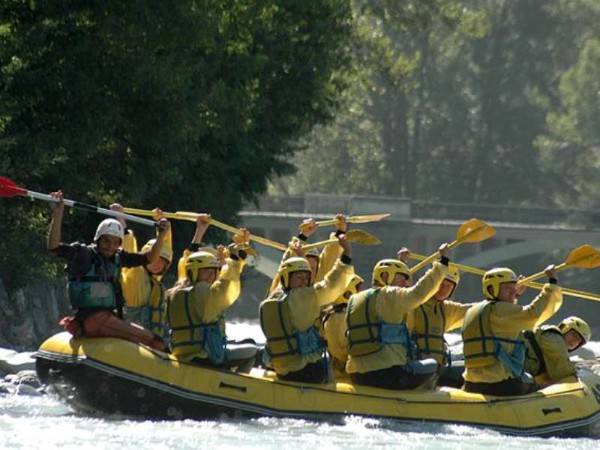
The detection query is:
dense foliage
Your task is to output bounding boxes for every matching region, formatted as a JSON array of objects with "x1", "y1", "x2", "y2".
[
  {"x1": 278, "y1": 0, "x2": 600, "y2": 210},
  {"x1": 2, "y1": 0, "x2": 600, "y2": 291},
  {"x1": 0, "y1": 0, "x2": 353, "y2": 288}
]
